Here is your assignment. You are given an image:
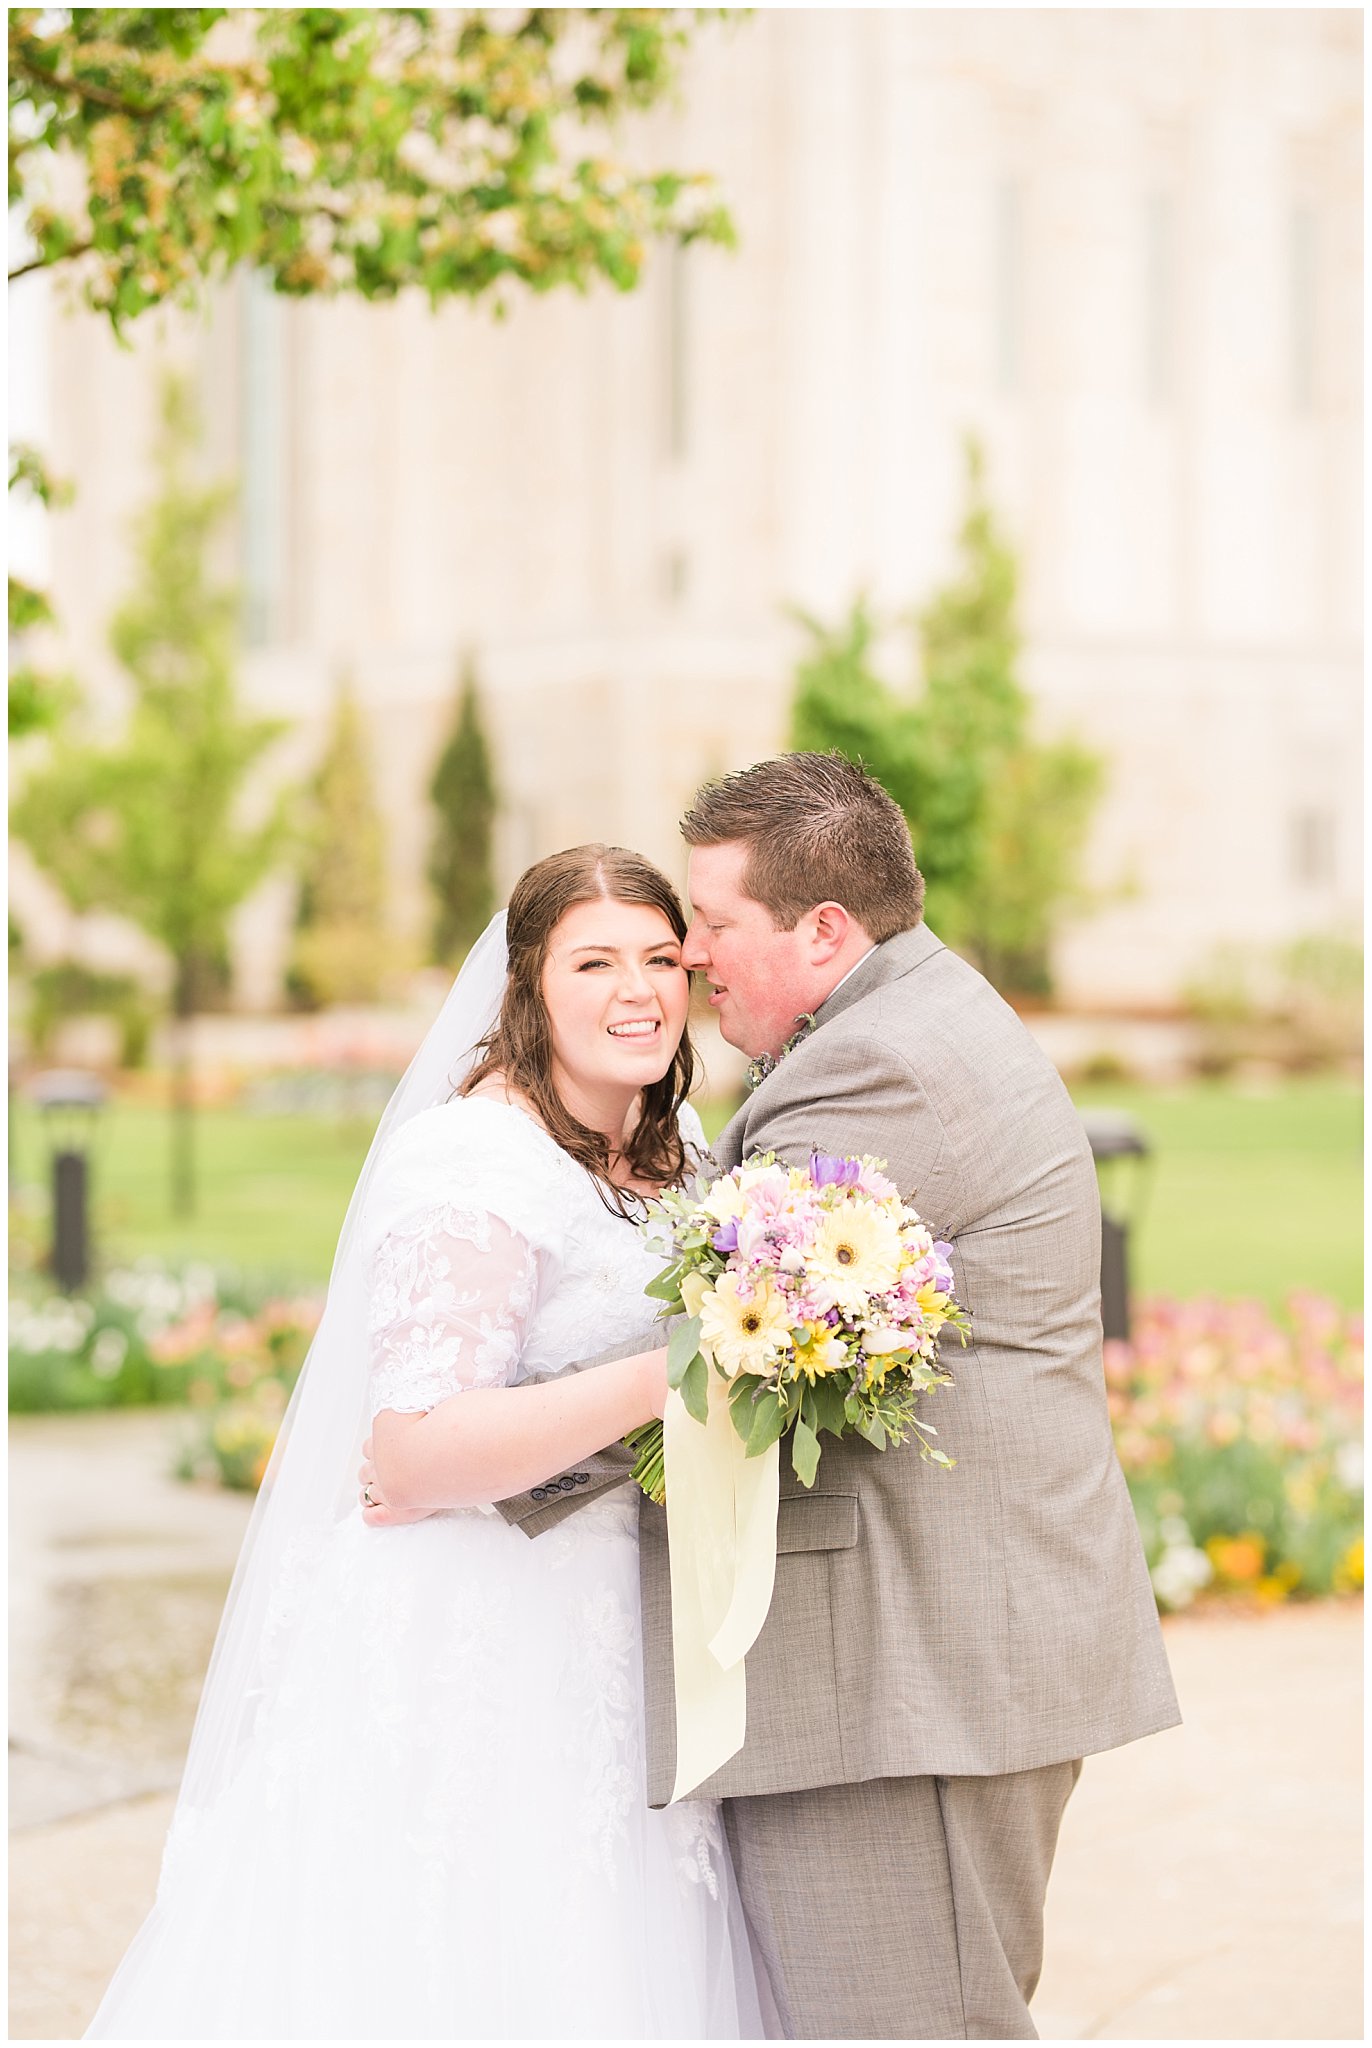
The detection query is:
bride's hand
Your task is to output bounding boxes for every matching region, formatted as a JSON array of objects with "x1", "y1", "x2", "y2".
[{"x1": 358, "y1": 1437, "x2": 436, "y2": 1528}]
